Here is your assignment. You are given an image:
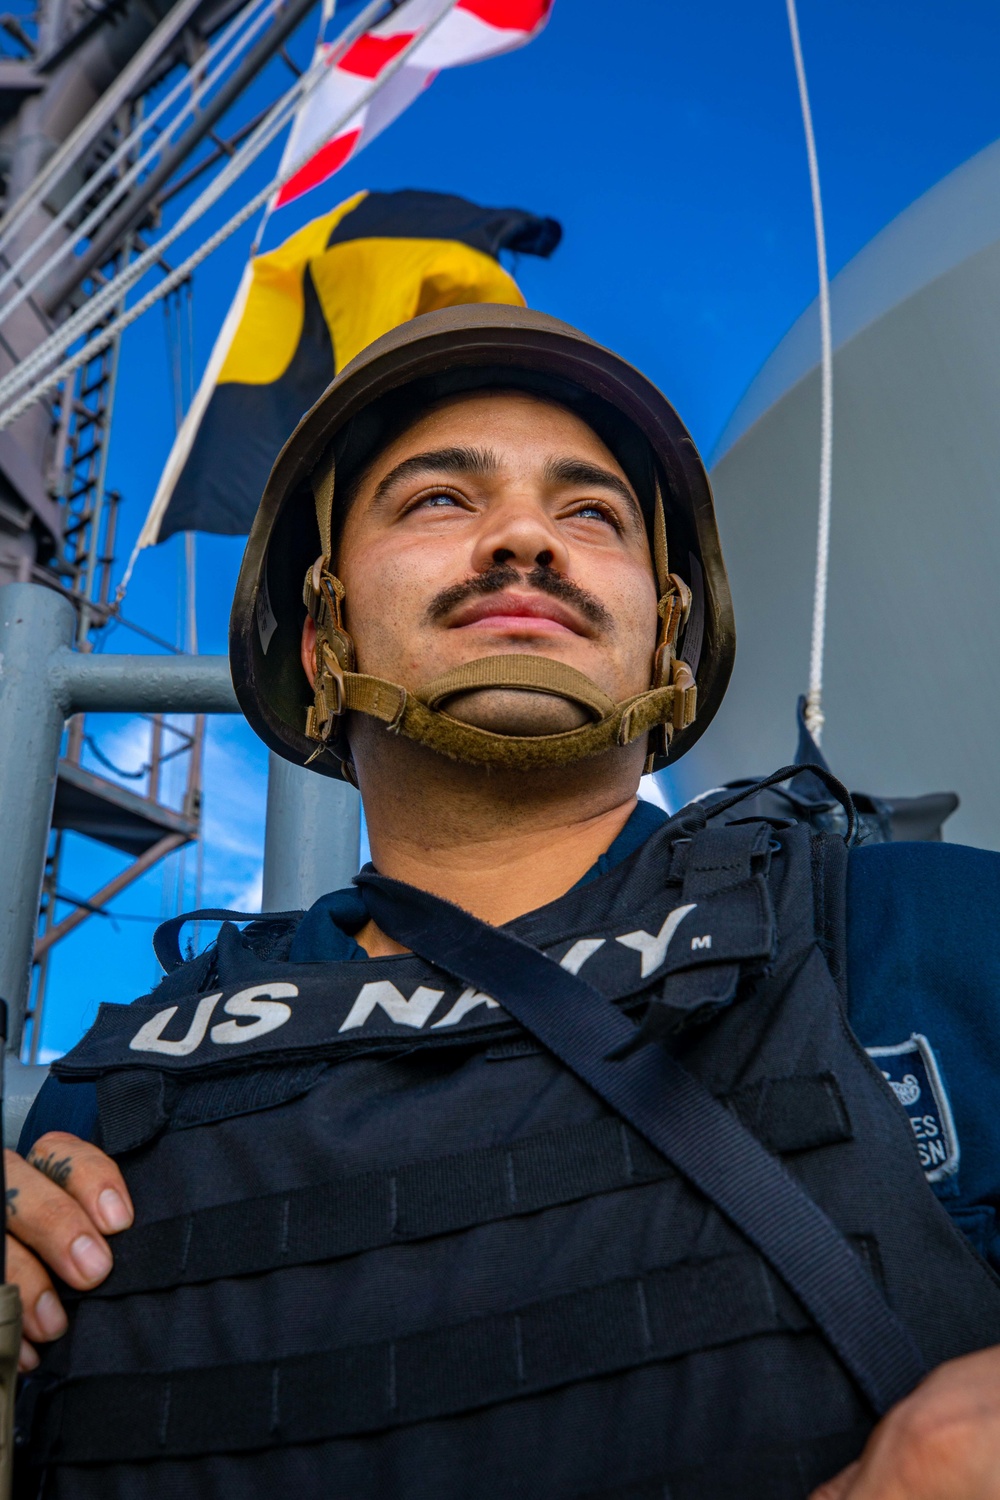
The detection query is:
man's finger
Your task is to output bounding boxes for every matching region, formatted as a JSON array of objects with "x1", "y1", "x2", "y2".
[
  {"x1": 23, "y1": 1132, "x2": 133, "y2": 1235},
  {"x1": 809, "y1": 1461, "x2": 861, "y2": 1500},
  {"x1": 5, "y1": 1234, "x2": 67, "y2": 1345},
  {"x1": 4, "y1": 1150, "x2": 114, "y2": 1289}
]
